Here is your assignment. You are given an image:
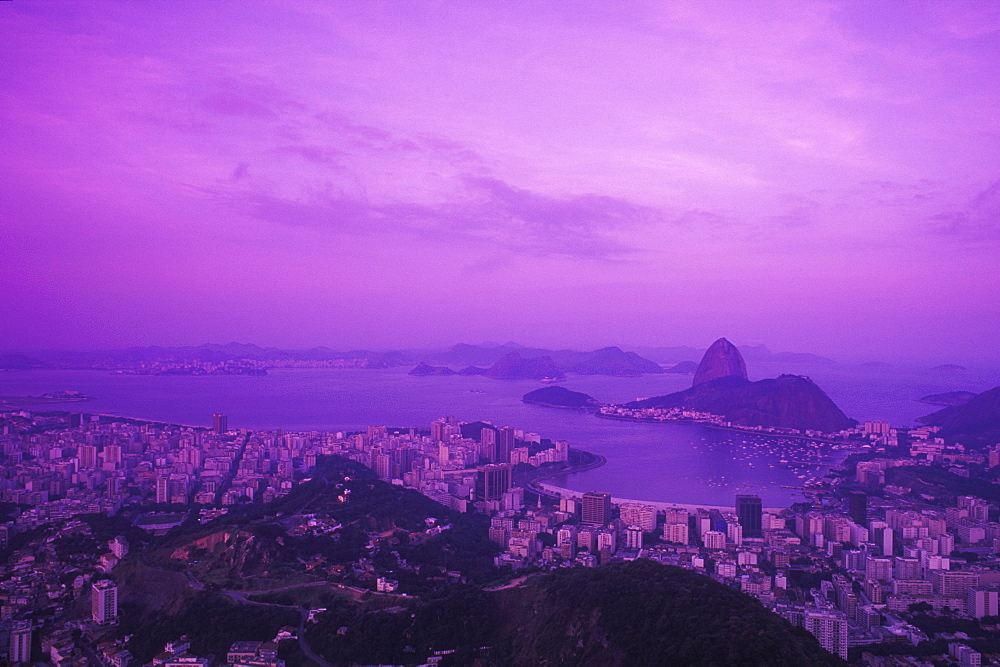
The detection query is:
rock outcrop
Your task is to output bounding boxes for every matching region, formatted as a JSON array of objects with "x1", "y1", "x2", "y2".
[
  {"x1": 692, "y1": 338, "x2": 748, "y2": 387},
  {"x1": 628, "y1": 374, "x2": 855, "y2": 433}
]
